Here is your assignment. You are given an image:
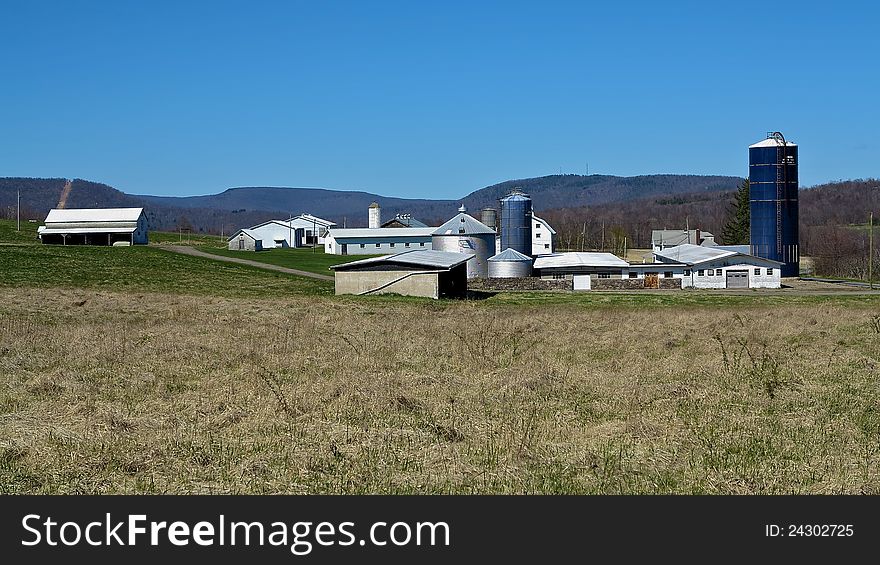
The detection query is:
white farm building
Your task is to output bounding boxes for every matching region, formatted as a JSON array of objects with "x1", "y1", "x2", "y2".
[
  {"x1": 226, "y1": 214, "x2": 336, "y2": 251},
  {"x1": 324, "y1": 227, "x2": 434, "y2": 255},
  {"x1": 232, "y1": 220, "x2": 302, "y2": 249},
  {"x1": 531, "y1": 245, "x2": 781, "y2": 289},
  {"x1": 38, "y1": 207, "x2": 148, "y2": 246},
  {"x1": 651, "y1": 244, "x2": 781, "y2": 289},
  {"x1": 287, "y1": 214, "x2": 336, "y2": 245},
  {"x1": 531, "y1": 214, "x2": 556, "y2": 255}
]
